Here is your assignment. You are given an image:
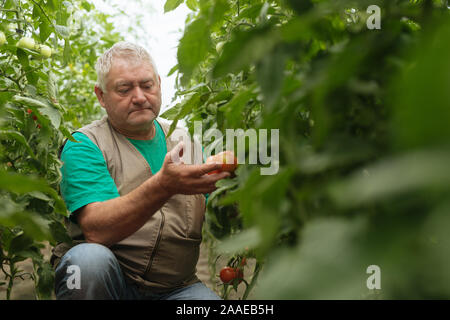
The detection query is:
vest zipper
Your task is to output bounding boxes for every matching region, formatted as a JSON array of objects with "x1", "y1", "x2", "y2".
[{"x1": 144, "y1": 209, "x2": 165, "y2": 276}]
